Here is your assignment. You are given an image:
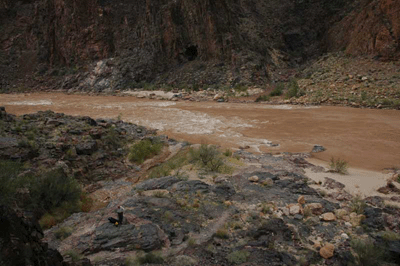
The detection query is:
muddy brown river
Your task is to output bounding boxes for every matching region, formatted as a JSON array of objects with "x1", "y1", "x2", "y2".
[{"x1": 1, "y1": 92, "x2": 399, "y2": 172}]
